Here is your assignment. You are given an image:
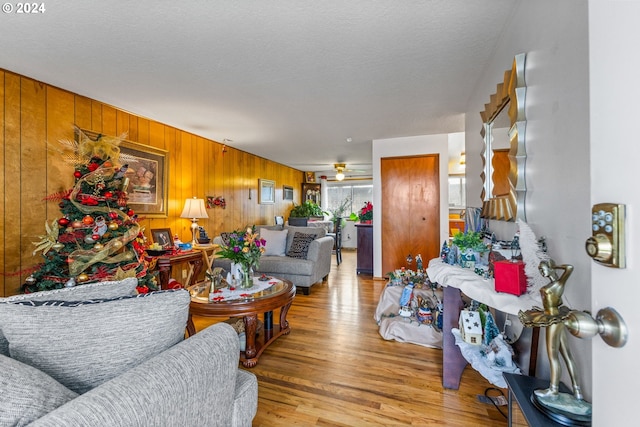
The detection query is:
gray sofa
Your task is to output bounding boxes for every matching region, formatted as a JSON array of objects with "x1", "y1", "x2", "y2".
[
  {"x1": 213, "y1": 225, "x2": 334, "y2": 295},
  {"x1": 0, "y1": 278, "x2": 257, "y2": 426}
]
